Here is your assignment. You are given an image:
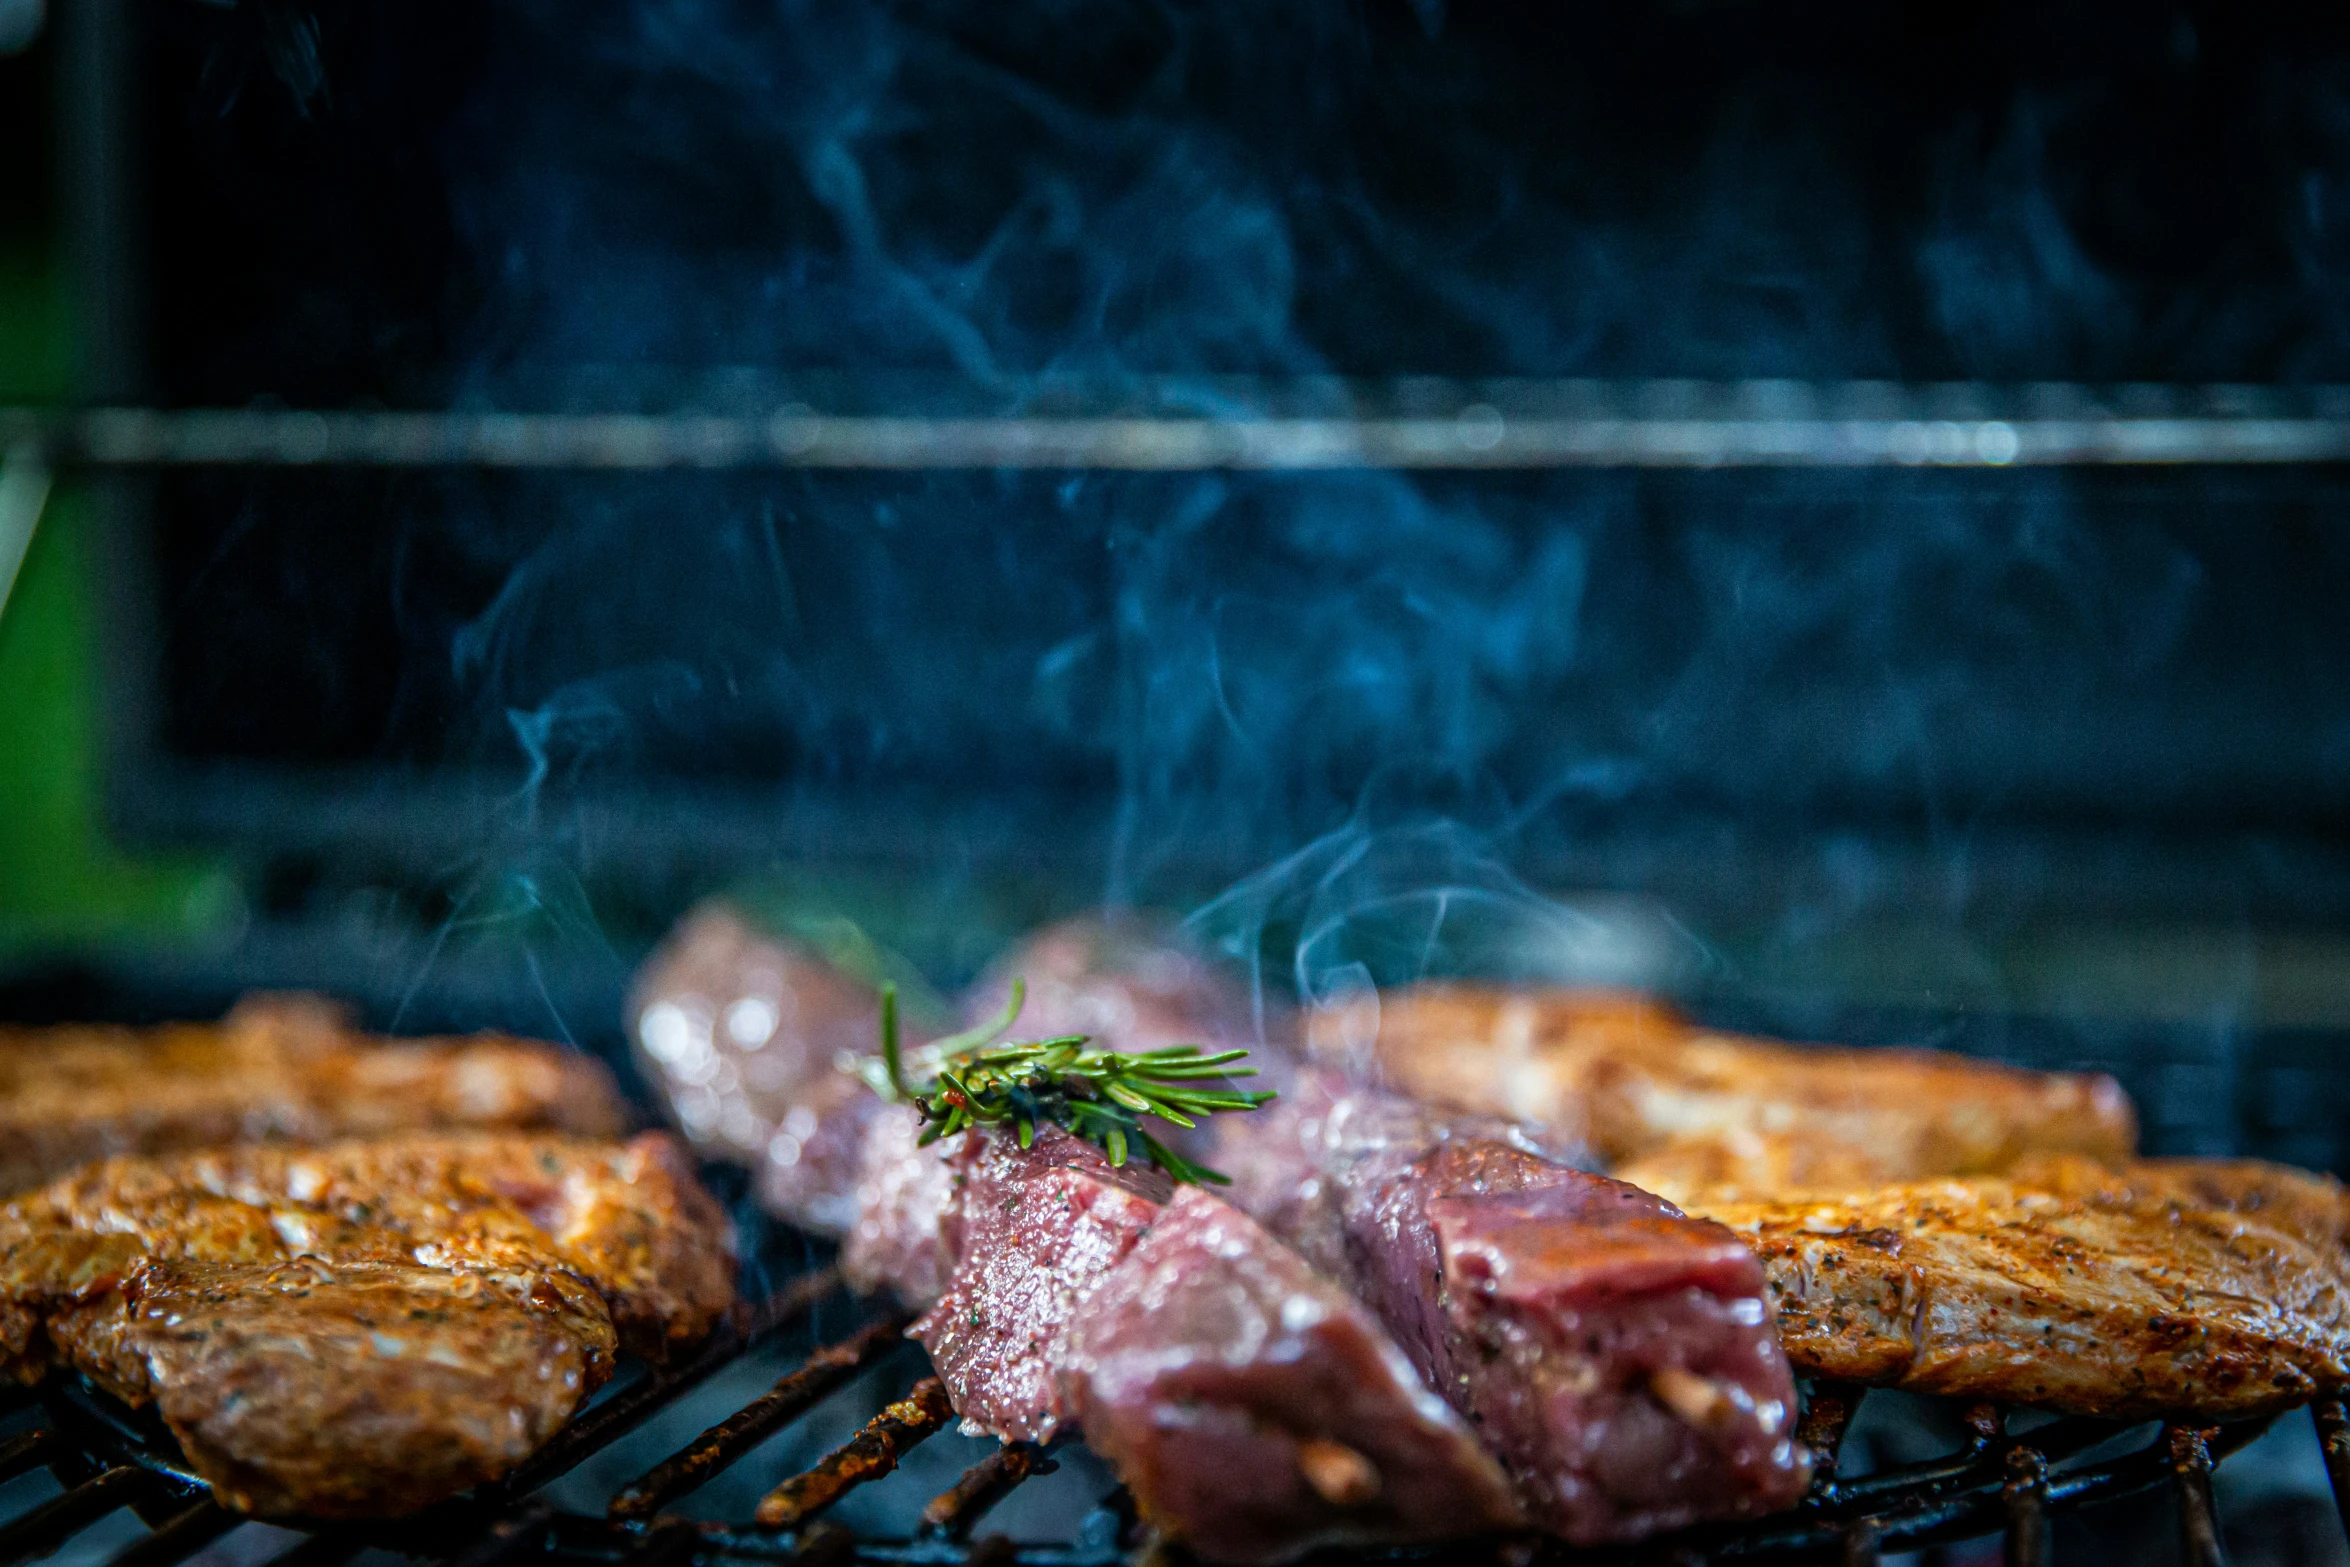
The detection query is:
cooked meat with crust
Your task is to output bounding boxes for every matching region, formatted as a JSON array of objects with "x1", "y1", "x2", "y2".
[
  {"x1": 0, "y1": 1133, "x2": 734, "y2": 1517},
  {"x1": 631, "y1": 904, "x2": 889, "y2": 1233},
  {"x1": 0, "y1": 994, "x2": 627, "y2": 1194},
  {"x1": 1215, "y1": 1075, "x2": 1811, "y2": 1544},
  {"x1": 1686, "y1": 1173, "x2": 2350, "y2": 1420},
  {"x1": 1345, "y1": 984, "x2": 2134, "y2": 1183},
  {"x1": 2007, "y1": 1153, "x2": 2350, "y2": 1254}
]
